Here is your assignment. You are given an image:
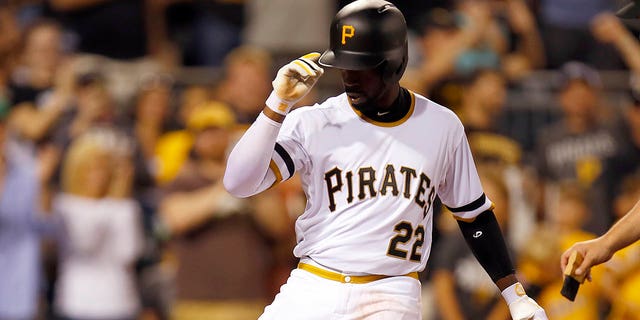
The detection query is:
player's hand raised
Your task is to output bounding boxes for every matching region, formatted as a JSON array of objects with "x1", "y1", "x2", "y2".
[{"x1": 266, "y1": 52, "x2": 324, "y2": 115}]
